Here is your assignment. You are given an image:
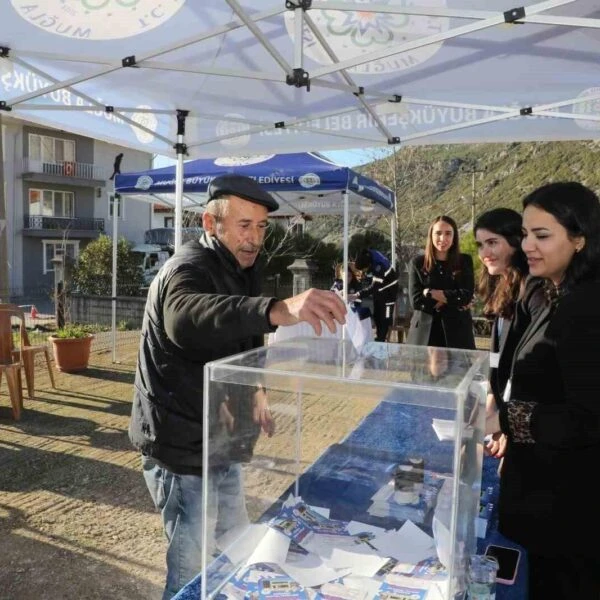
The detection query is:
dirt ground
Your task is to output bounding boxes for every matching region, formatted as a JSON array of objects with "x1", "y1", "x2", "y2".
[
  {"x1": 0, "y1": 334, "x2": 489, "y2": 600},
  {"x1": 0, "y1": 337, "x2": 383, "y2": 600}
]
